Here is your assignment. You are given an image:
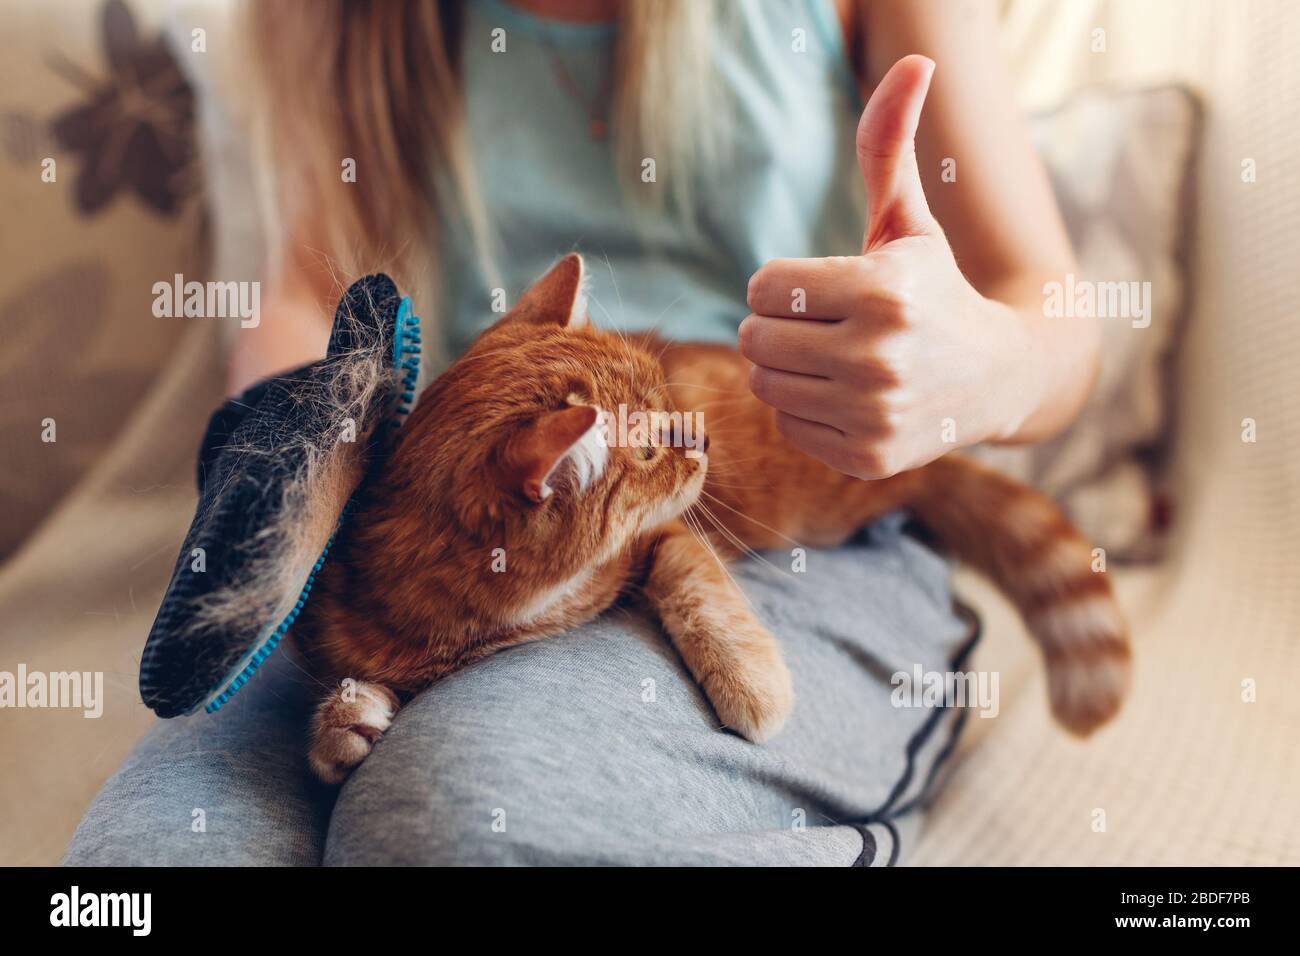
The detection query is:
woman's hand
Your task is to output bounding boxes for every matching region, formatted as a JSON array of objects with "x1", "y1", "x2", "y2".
[{"x1": 739, "y1": 55, "x2": 1049, "y2": 480}]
